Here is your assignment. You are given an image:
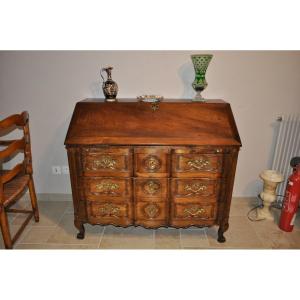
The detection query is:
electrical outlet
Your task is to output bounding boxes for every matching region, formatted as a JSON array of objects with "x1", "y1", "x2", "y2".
[
  {"x1": 62, "y1": 166, "x2": 69, "y2": 174},
  {"x1": 52, "y1": 166, "x2": 61, "y2": 175}
]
